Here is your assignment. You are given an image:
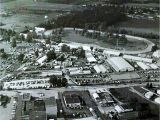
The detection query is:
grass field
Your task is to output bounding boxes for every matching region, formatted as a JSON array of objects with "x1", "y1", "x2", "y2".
[{"x1": 63, "y1": 30, "x2": 148, "y2": 51}]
